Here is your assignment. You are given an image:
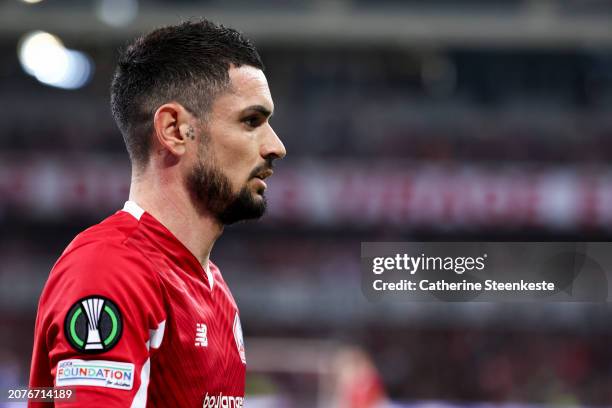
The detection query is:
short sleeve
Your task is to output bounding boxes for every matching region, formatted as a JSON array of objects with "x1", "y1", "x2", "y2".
[{"x1": 29, "y1": 241, "x2": 166, "y2": 407}]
